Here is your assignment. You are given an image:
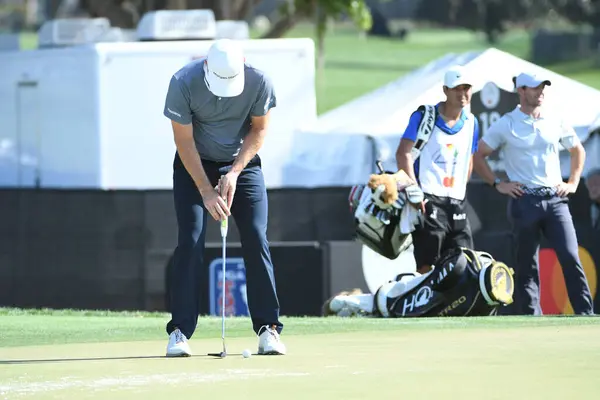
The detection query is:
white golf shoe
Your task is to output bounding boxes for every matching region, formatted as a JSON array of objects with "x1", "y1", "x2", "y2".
[
  {"x1": 328, "y1": 295, "x2": 364, "y2": 317},
  {"x1": 166, "y1": 328, "x2": 192, "y2": 357},
  {"x1": 257, "y1": 325, "x2": 286, "y2": 355}
]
